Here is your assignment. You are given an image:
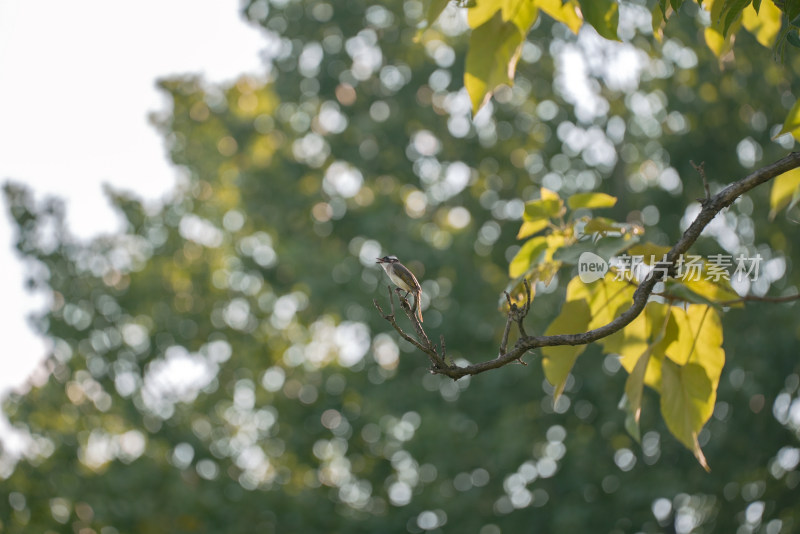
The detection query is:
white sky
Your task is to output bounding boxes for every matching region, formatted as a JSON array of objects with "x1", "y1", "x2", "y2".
[{"x1": 0, "y1": 0, "x2": 265, "y2": 396}]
